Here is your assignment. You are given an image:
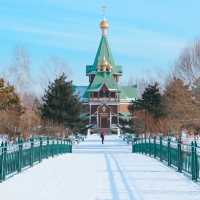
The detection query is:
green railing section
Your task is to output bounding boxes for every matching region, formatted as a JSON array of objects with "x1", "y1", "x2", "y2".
[
  {"x1": 132, "y1": 136, "x2": 200, "y2": 181},
  {"x1": 0, "y1": 137, "x2": 72, "y2": 182}
]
